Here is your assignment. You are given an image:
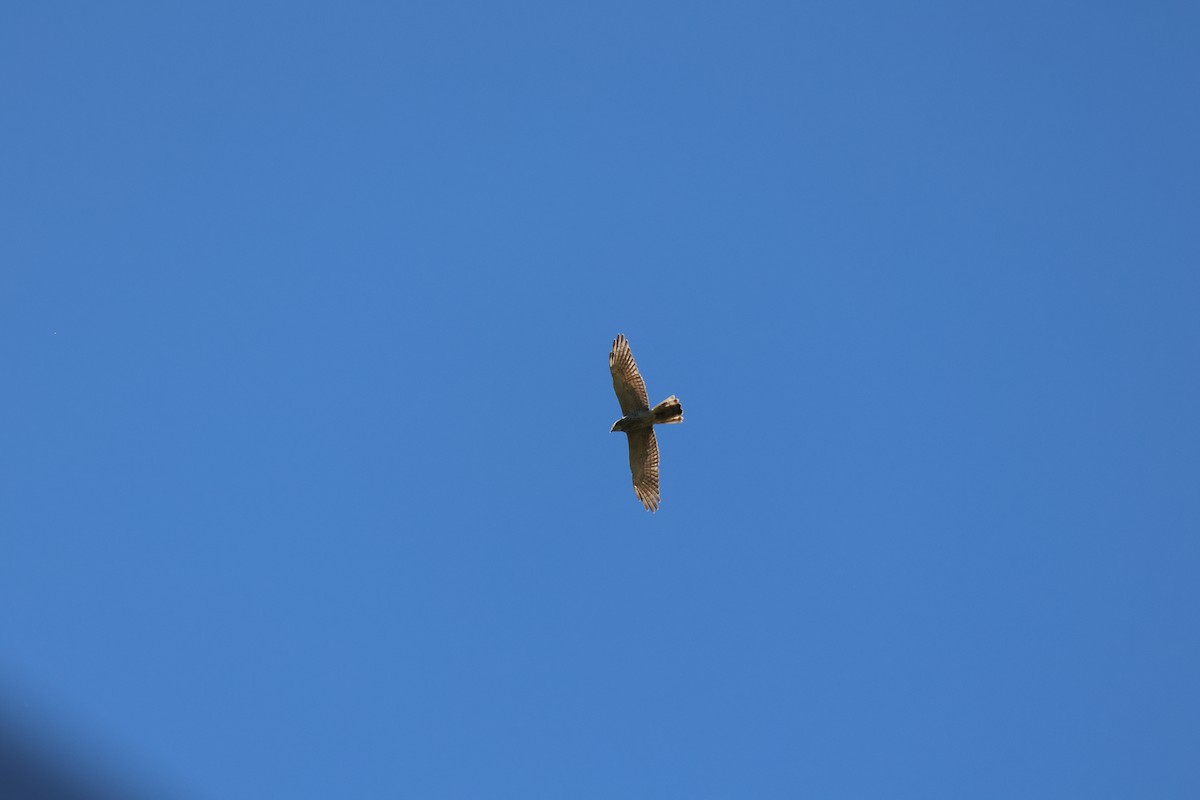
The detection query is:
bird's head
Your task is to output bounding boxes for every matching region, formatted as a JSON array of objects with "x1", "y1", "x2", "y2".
[{"x1": 611, "y1": 418, "x2": 626, "y2": 433}]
